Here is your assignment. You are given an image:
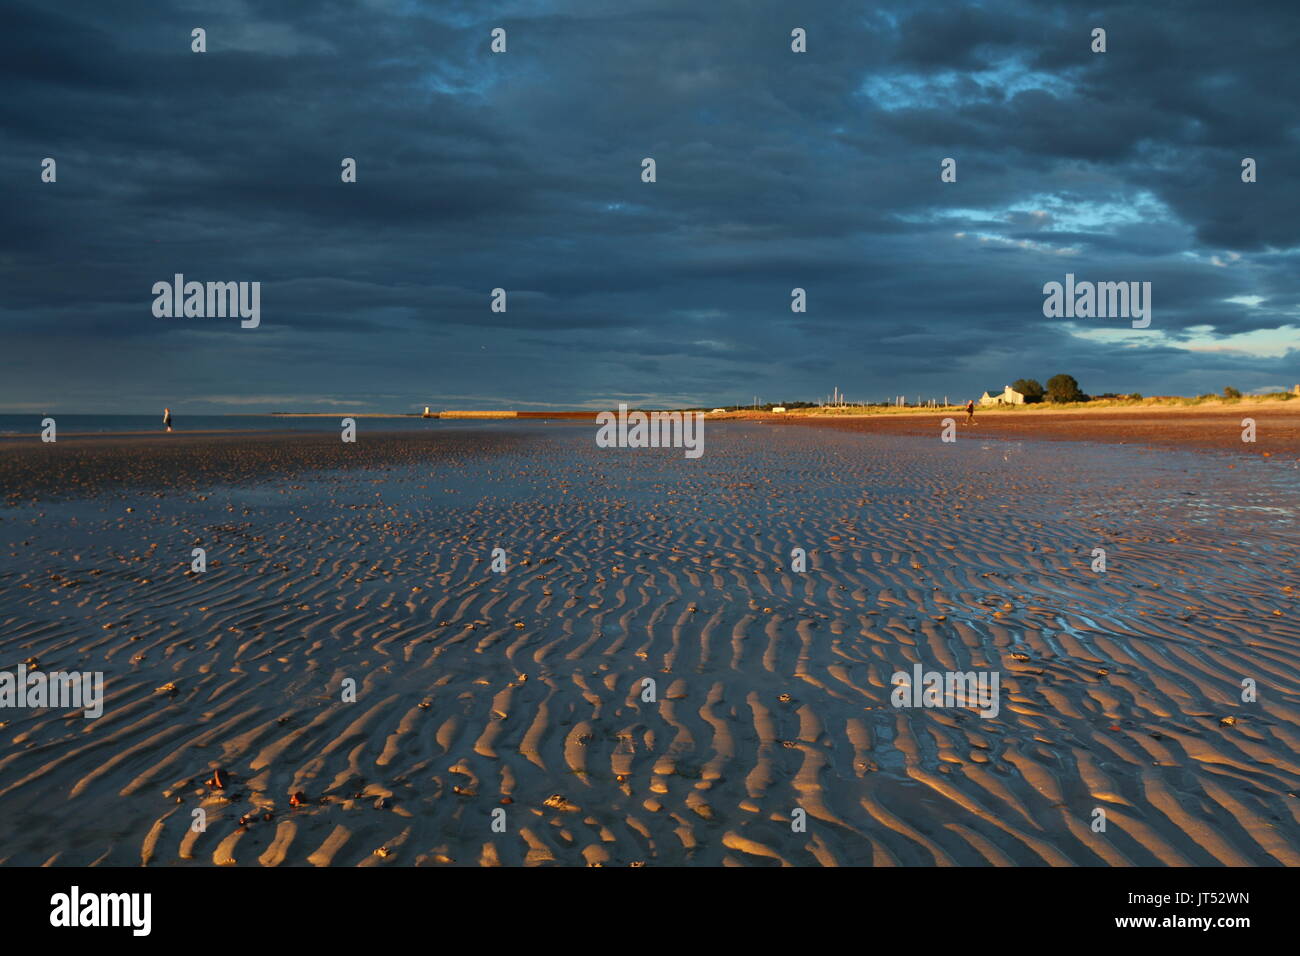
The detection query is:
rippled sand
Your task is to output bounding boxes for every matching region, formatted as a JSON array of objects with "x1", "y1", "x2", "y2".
[{"x1": 1, "y1": 424, "x2": 1297, "y2": 865}]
